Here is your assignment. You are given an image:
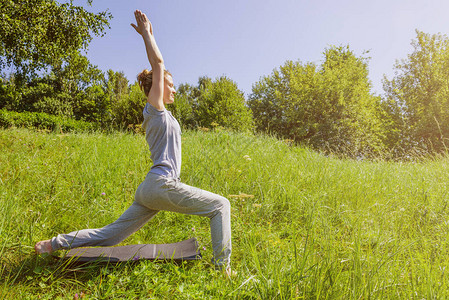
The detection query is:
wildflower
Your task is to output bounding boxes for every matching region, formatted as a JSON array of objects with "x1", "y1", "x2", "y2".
[
  {"x1": 73, "y1": 292, "x2": 85, "y2": 299},
  {"x1": 243, "y1": 155, "x2": 251, "y2": 161},
  {"x1": 101, "y1": 192, "x2": 106, "y2": 196},
  {"x1": 192, "y1": 227, "x2": 195, "y2": 232},
  {"x1": 202, "y1": 246, "x2": 206, "y2": 251},
  {"x1": 133, "y1": 256, "x2": 140, "y2": 261}
]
